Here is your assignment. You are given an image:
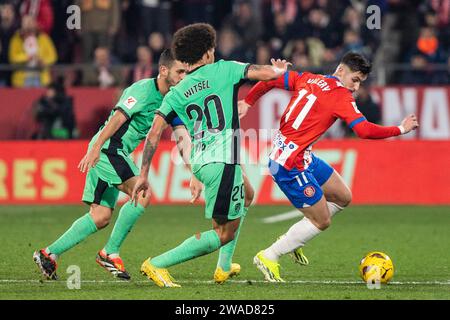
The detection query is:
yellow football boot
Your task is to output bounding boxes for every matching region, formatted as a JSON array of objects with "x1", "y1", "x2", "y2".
[
  {"x1": 140, "y1": 259, "x2": 180, "y2": 288},
  {"x1": 253, "y1": 251, "x2": 285, "y2": 282},
  {"x1": 277, "y1": 234, "x2": 309, "y2": 266},
  {"x1": 214, "y1": 263, "x2": 241, "y2": 284},
  {"x1": 290, "y1": 247, "x2": 309, "y2": 266}
]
